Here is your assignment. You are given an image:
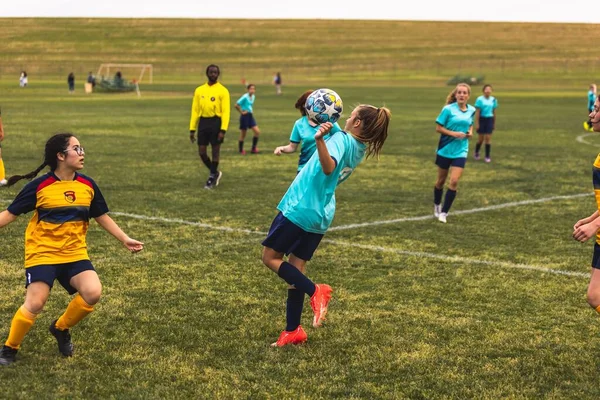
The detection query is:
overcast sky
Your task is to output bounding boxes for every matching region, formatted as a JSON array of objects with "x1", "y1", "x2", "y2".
[{"x1": 1, "y1": 0, "x2": 598, "y2": 23}]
